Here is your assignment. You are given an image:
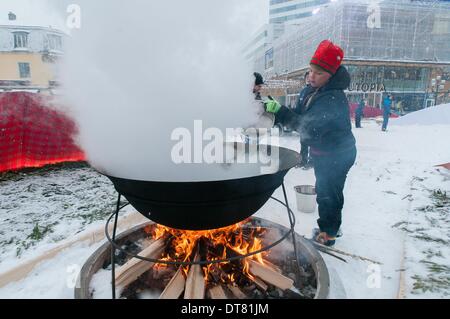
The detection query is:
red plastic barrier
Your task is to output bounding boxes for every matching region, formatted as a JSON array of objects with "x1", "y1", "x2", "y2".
[
  {"x1": 436, "y1": 163, "x2": 450, "y2": 170},
  {"x1": 349, "y1": 103, "x2": 399, "y2": 118},
  {"x1": 0, "y1": 92, "x2": 85, "y2": 172}
]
